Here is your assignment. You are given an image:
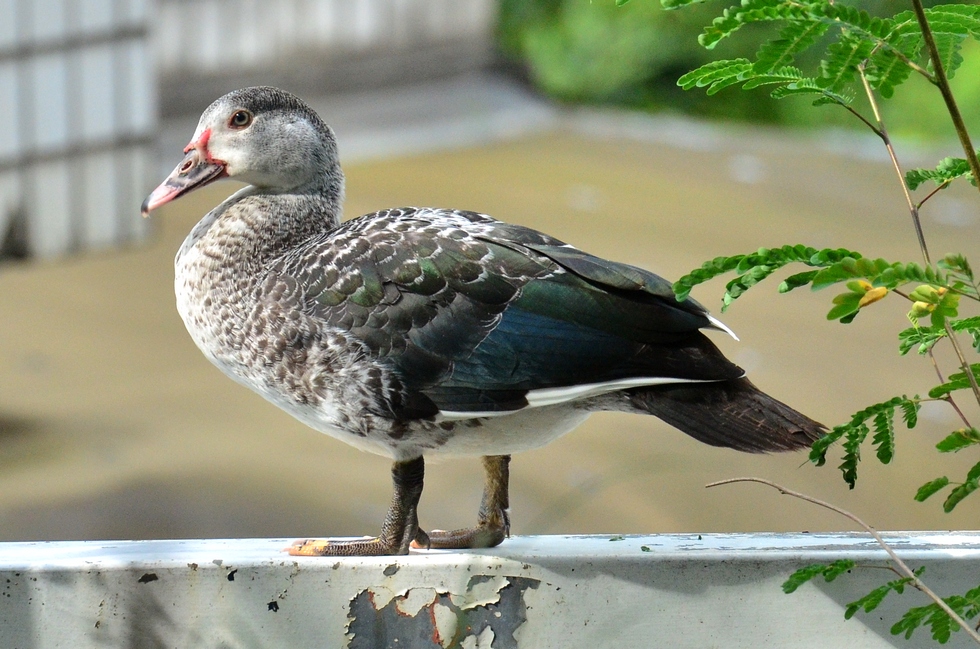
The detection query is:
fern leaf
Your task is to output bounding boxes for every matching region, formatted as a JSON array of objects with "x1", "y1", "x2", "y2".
[
  {"x1": 923, "y1": 5, "x2": 980, "y2": 40},
  {"x1": 845, "y1": 573, "x2": 920, "y2": 620},
  {"x1": 951, "y1": 315, "x2": 980, "y2": 333},
  {"x1": 950, "y1": 317, "x2": 980, "y2": 346},
  {"x1": 769, "y1": 81, "x2": 854, "y2": 107},
  {"x1": 818, "y1": 34, "x2": 876, "y2": 93},
  {"x1": 935, "y1": 428, "x2": 980, "y2": 453},
  {"x1": 700, "y1": 0, "x2": 792, "y2": 50},
  {"x1": 915, "y1": 476, "x2": 950, "y2": 502},
  {"x1": 673, "y1": 254, "x2": 747, "y2": 301},
  {"x1": 782, "y1": 559, "x2": 855, "y2": 593},
  {"x1": 931, "y1": 31, "x2": 967, "y2": 79},
  {"x1": 677, "y1": 59, "x2": 753, "y2": 90},
  {"x1": 872, "y1": 411, "x2": 895, "y2": 464},
  {"x1": 900, "y1": 399, "x2": 920, "y2": 428},
  {"x1": 813, "y1": 396, "x2": 917, "y2": 486},
  {"x1": 722, "y1": 265, "x2": 778, "y2": 310},
  {"x1": 898, "y1": 325, "x2": 945, "y2": 355},
  {"x1": 705, "y1": 75, "x2": 746, "y2": 96},
  {"x1": 939, "y1": 254, "x2": 980, "y2": 299},
  {"x1": 944, "y1": 475, "x2": 979, "y2": 513},
  {"x1": 866, "y1": 35, "x2": 919, "y2": 98},
  {"x1": 741, "y1": 66, "x2": 807, "y2": 90},
  {"x1": 888, "y1": 571, "x2": 980, "y2": 644},
  {"x1": 941, "y1": 254, "x2": 976, "y2": 283},
  {"x1": 754, "y1": 20, "x2": 830, "y2": 73},
  {"x1": 811, "y1": 256, "x2": 951, "y2": 294},
  {"x1": 840, "y1": 422, "x2": 869, "y2": 488},
  {"x1": 891, "y1": 604, "x2": 933, "y2": 641},
  {"x1": 906, "y1": 156, "x2": 975, "y2": 190},
  {"x1": 809, "y1": 428, "x2": 844, "y2": 467},
  {"x1": 660, "y1": 0, "x2": 707, "y2": 8},
  {"x1": 674, "y1": 246, "x2": 865, "y2": 307},
  {"x1": 929, "y1": 364, "x2": 980, "y2": 399},
  {"x1": 820, "y1": 3, "x2": 886, "y2": 38},
  {"x1": 779, "y1": 270, "x2": 819, "y2": 293}
]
